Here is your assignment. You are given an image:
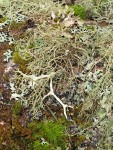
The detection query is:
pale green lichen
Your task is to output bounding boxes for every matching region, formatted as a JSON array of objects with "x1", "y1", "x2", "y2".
[
  {"x1": 0, "y1": 32, "x2": 14, "y2": 44},
  {"x1": 15, "y1": 14, "x2": 26, "y2": 23},
  {"x1": 4, "y1": 49, "x2": 13, "y2": 62}
]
